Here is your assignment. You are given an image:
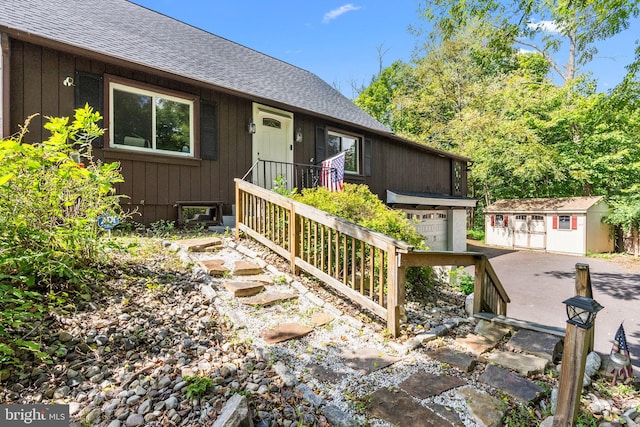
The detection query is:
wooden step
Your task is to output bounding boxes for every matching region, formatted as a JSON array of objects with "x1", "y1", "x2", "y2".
[{"x1": 474, "y1": 313, "x2": 565, "y2": 338}]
